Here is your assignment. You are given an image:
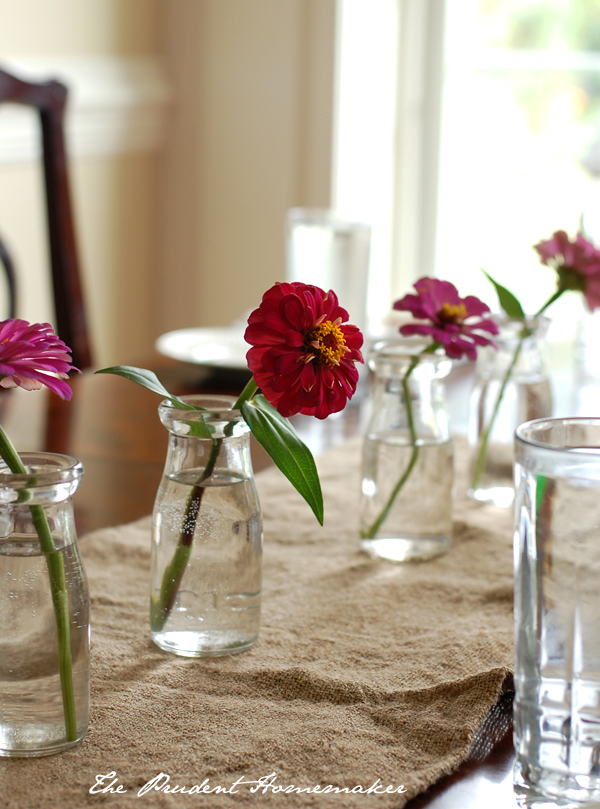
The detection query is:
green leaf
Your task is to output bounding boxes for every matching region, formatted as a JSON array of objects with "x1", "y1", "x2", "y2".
[
  {"x1": 481, "y1": 269, "x2": 526, "y2": 320},
  {"x1": 95, "y1": 366, "x2": 201, "y2": 410},
  {"x1": 187, "y1": 421, "x2": 215, "y2": 438},
  {"x1": 241, "y1": 395, "x2": 324, "y2": 525}
]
